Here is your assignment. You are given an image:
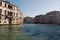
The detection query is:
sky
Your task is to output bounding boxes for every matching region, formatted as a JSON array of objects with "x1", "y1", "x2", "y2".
[{"x1": 5, "y1": 0, "x2": 60, "y2": 17}]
